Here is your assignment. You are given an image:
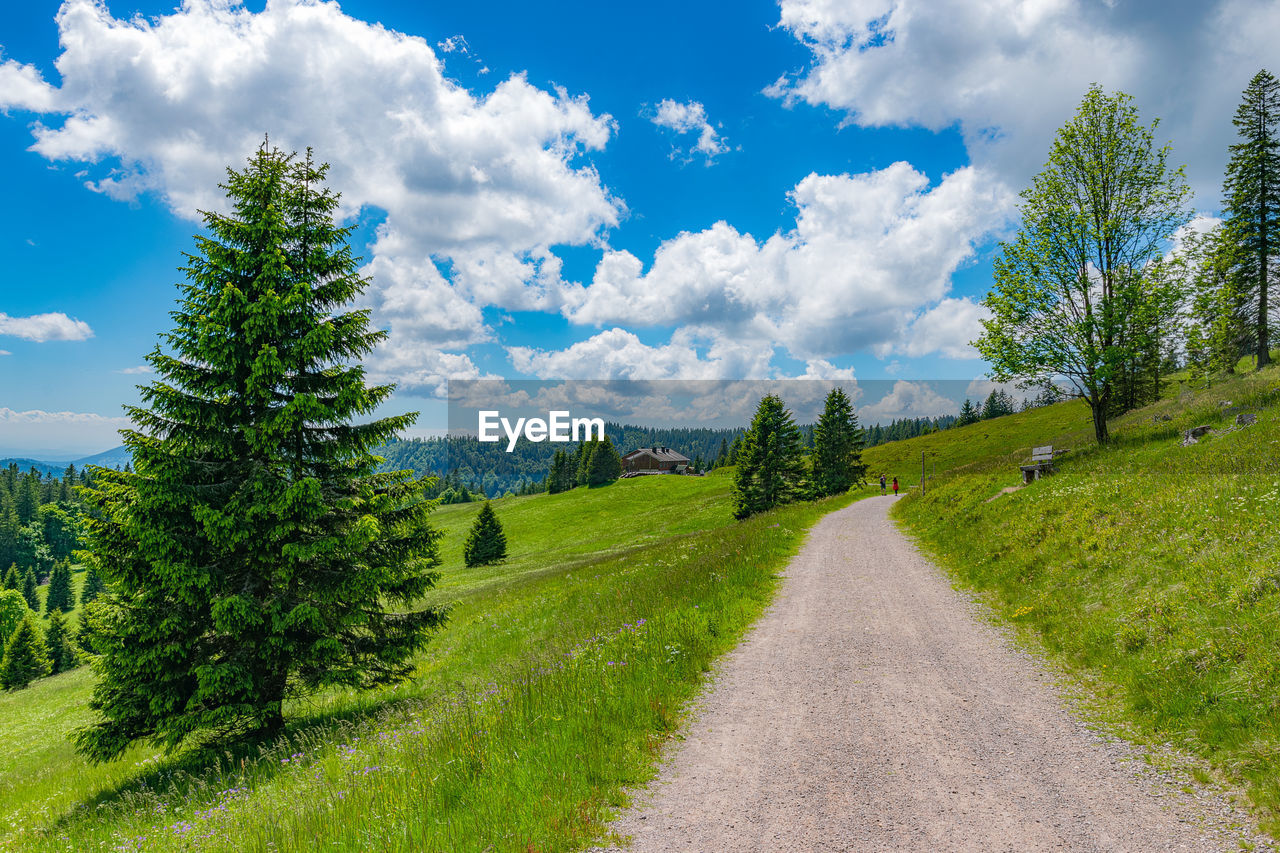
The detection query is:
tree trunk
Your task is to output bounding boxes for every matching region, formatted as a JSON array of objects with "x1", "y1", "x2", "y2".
[
  {"x1": 1259, "y1": 248, "x2": 1271, "y2": 368},
  {"x1": 1089, "y1": 397, "x2": 1110, "y2": 444}
]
